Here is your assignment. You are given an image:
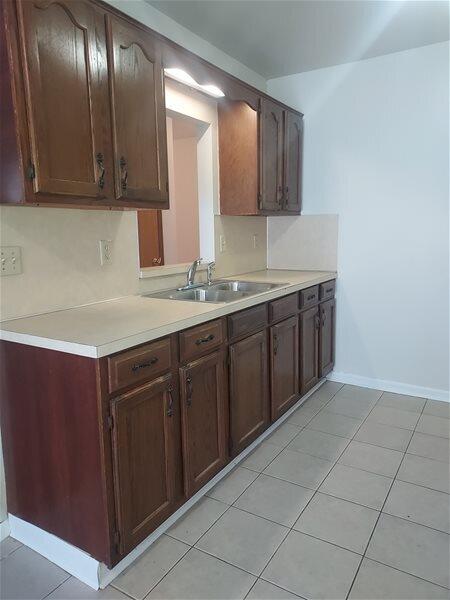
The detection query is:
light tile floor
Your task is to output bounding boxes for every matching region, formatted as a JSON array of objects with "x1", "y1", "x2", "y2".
[{"x1": 1, "y1": 382, "x2": 449, "y2": 600}]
